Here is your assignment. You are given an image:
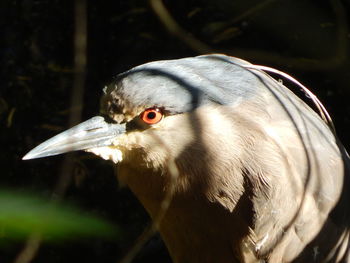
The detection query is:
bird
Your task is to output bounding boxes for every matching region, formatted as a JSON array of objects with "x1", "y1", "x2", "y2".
[{"x1": 23, "y1": 54, "x2": 350, "y2": 263}]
